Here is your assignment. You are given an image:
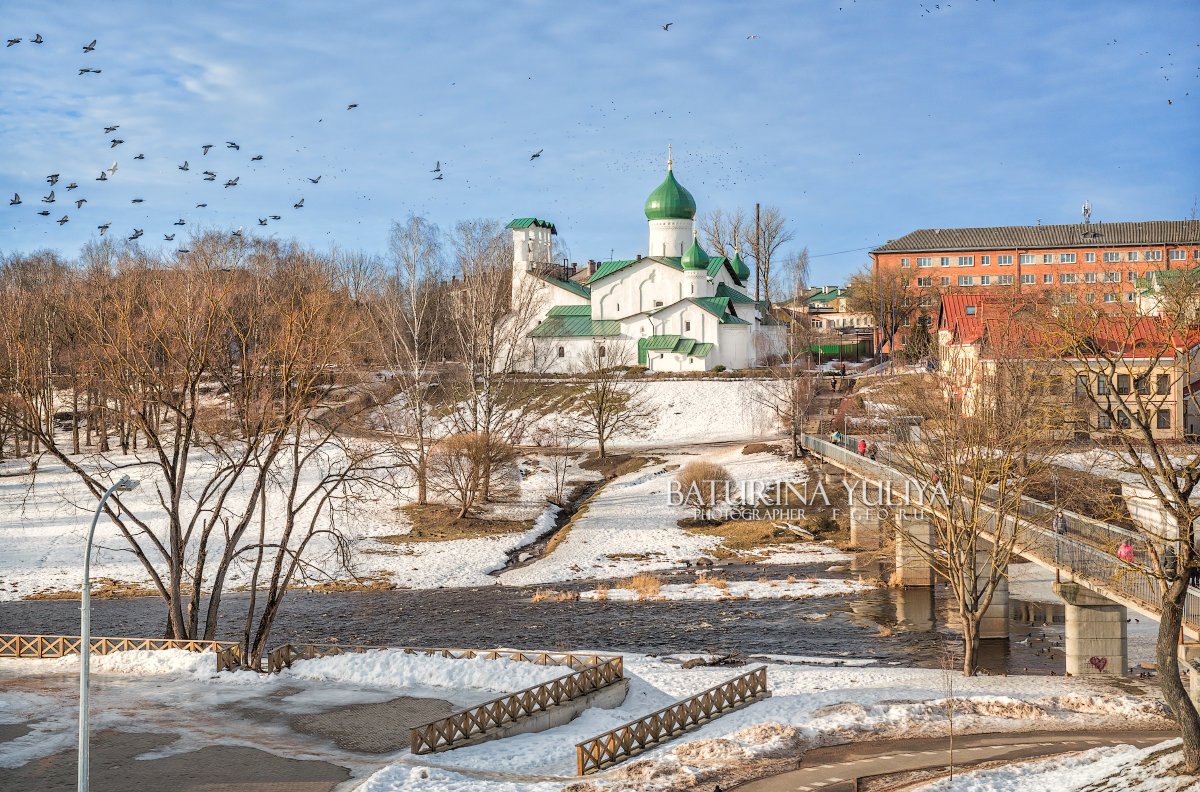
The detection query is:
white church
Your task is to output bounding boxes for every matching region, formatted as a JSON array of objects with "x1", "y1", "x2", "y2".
[{"x1": 512, "y1": 154, "x2": 785, "y2": 373}]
